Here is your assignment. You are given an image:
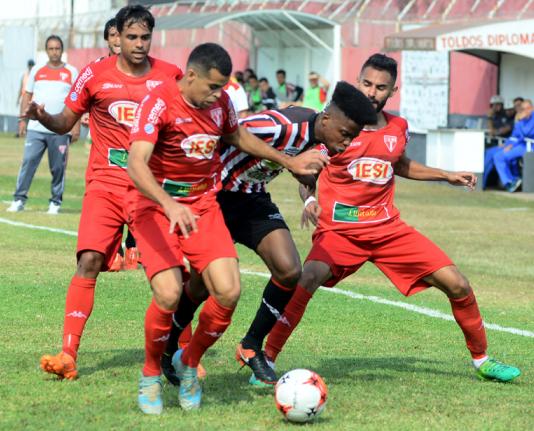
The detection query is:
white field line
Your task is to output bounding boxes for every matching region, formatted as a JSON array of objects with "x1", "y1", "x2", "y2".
[{"x1": 1, "y1": 217, "x2": 533, "y2": 339}]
